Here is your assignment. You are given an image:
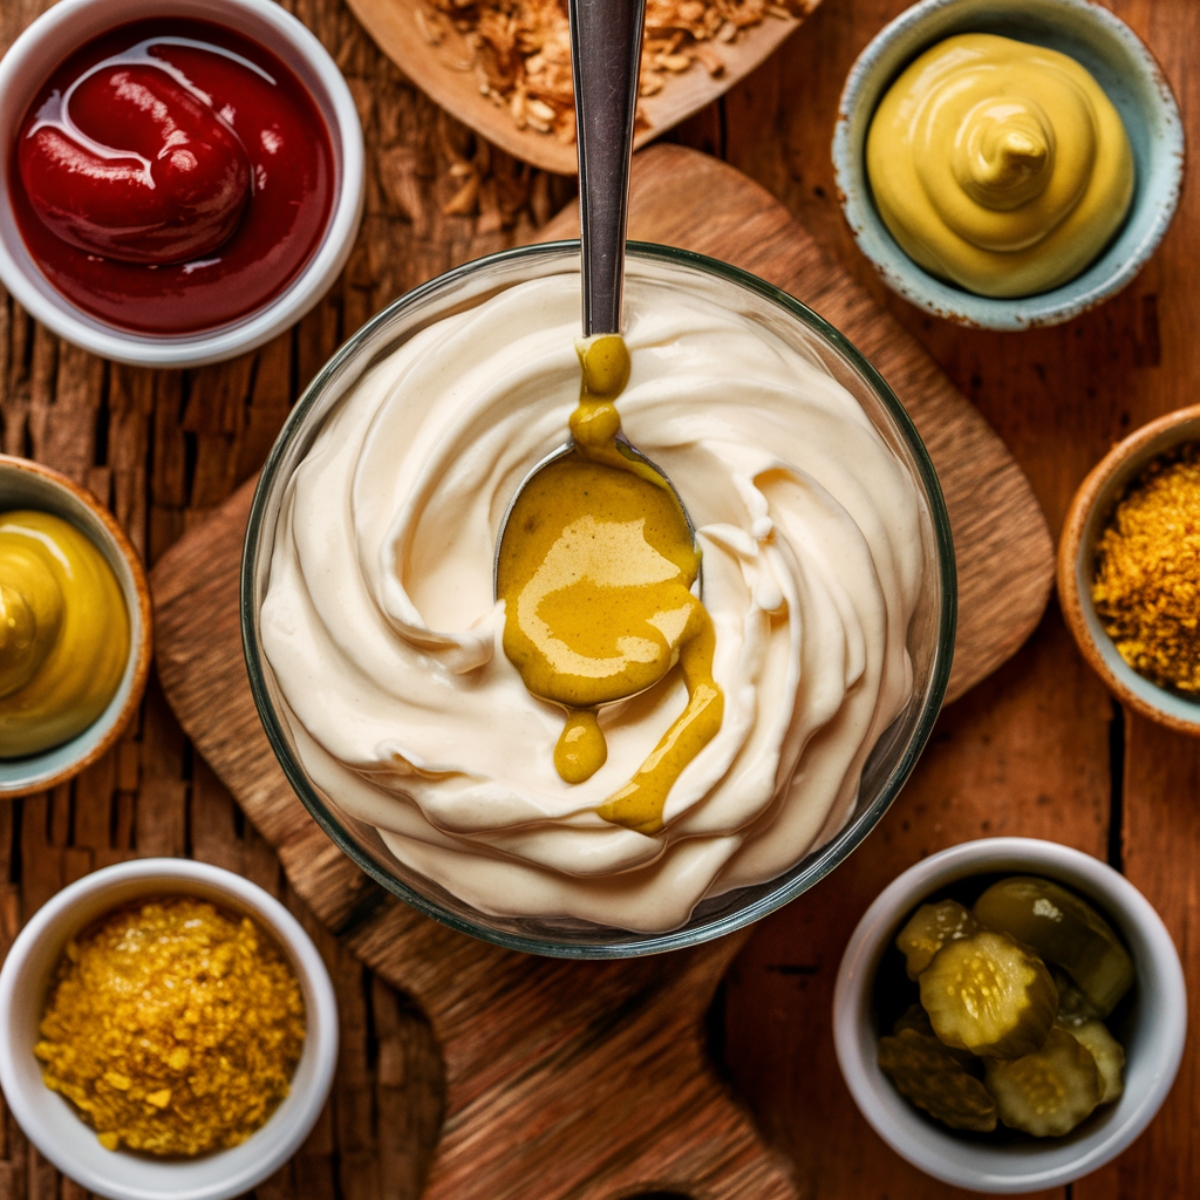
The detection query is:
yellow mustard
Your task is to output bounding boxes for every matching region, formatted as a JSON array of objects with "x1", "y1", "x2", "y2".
[
  {"x1": 496, "y1": 335, "x2": 723, "y2": 834},
  {"x1": 0, "y1": 510, "x2": 129, "y2": 758},
  {"x1": 866, "y1": 33, "x2": 1134, "y2": 297}
]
